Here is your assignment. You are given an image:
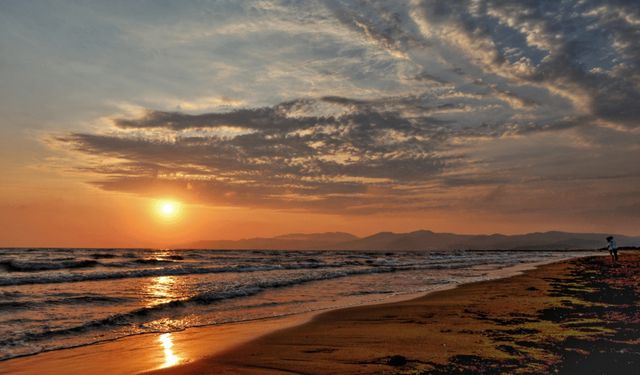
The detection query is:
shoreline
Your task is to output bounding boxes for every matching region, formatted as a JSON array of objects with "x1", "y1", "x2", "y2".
[
  {"x1": 0, "y1": 253, "x2": 601, "y2": 374},
  {"x1": 152, "y1": 253, "x2": 640, "y2": 374}
]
